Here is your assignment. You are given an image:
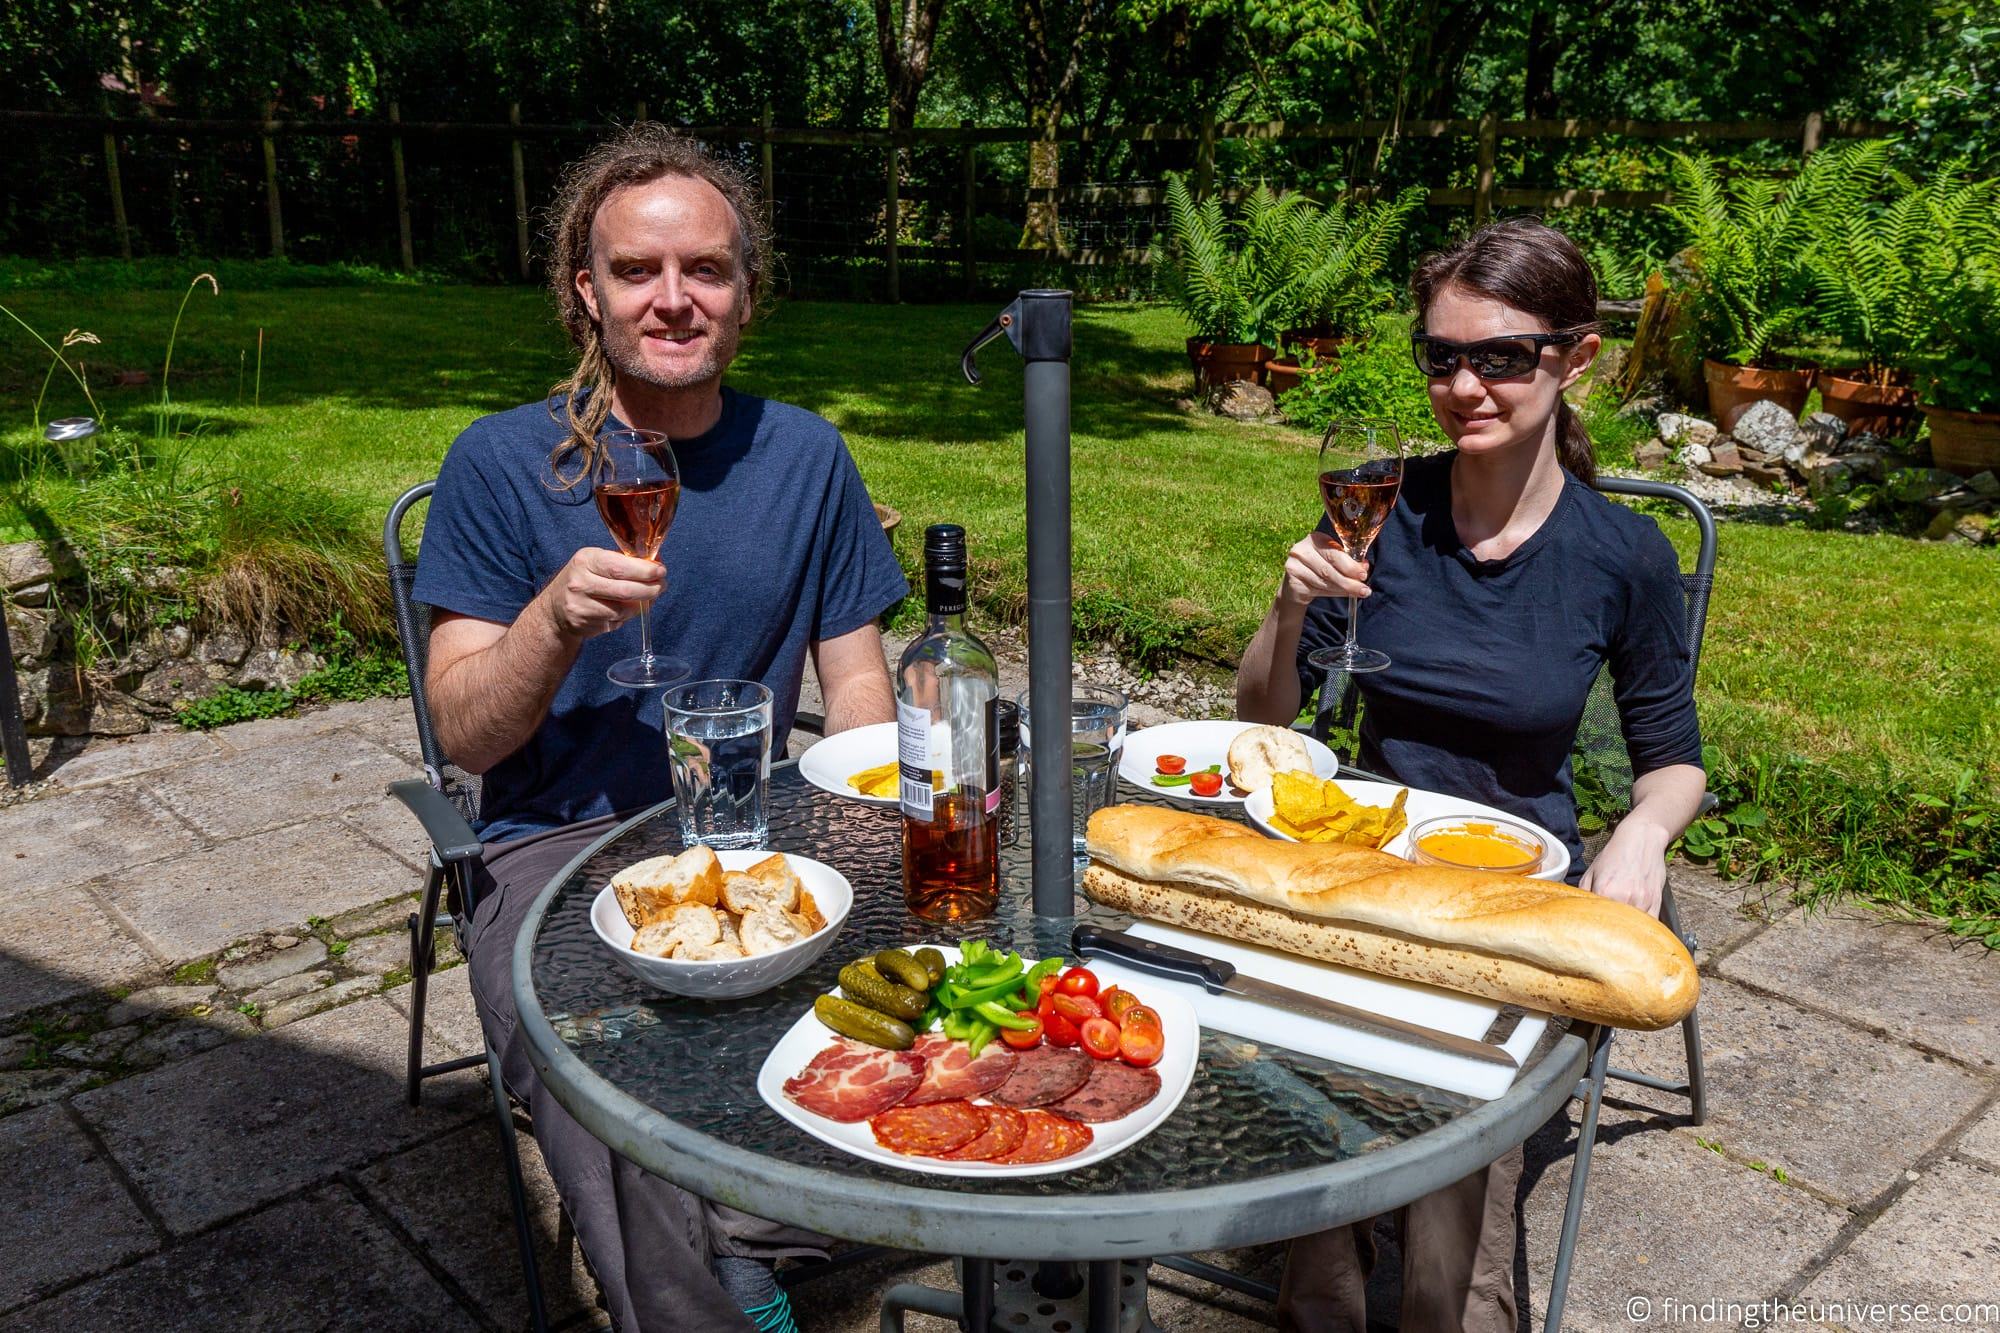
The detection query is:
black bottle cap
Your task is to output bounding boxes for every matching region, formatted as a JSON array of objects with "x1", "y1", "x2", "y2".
[
  {"x1": 923, "y1": 524, "x2": 969, "y2": 615},
  {"x1": 924, "y1": 523, "x2": 967, "y2": 567}
]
